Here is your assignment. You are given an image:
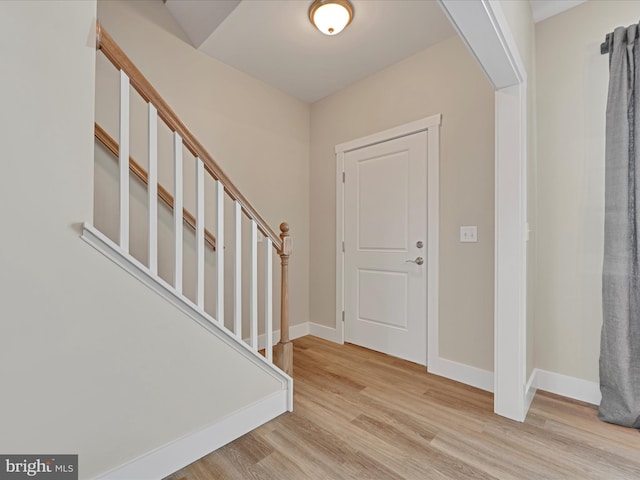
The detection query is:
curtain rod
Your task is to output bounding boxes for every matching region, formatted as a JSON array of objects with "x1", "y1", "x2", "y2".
[{"x1": 601, "y1": 26, "x2": 640, "y2": 55}]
